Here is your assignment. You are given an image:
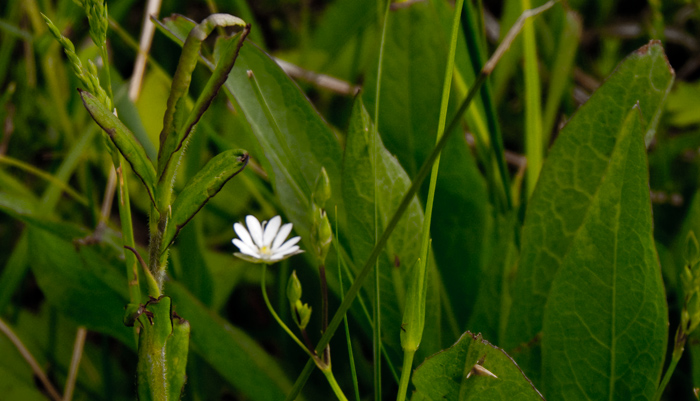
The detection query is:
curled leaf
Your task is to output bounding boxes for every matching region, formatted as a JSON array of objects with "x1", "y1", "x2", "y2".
[
  {"x1": 162, "y1": 149, "x2": 248, "y2": 250},
  {"x1": 79, "y1": 89, "x2": 157, "y2": 208}
]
